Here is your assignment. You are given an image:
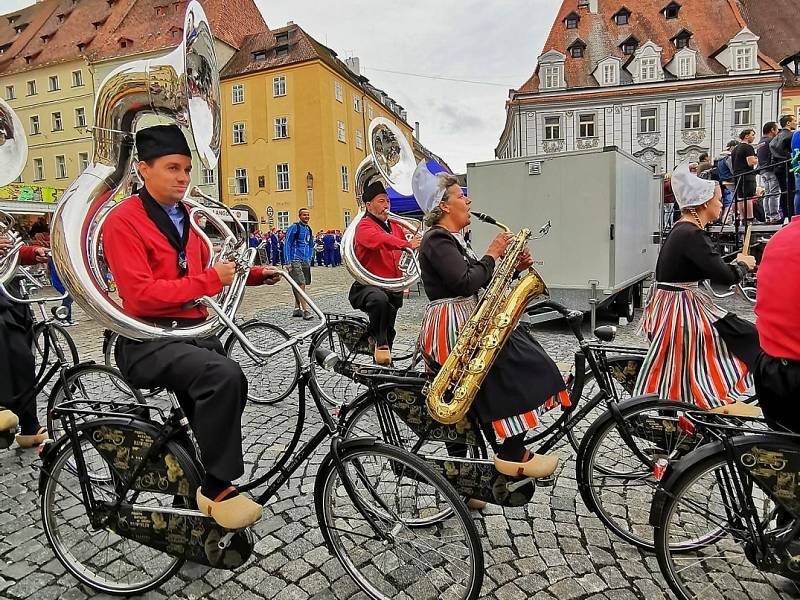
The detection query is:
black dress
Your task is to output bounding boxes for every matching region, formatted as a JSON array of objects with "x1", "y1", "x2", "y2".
[{"x1": 417, "y1": 227, "x2": 567, "y2": 432}]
